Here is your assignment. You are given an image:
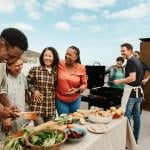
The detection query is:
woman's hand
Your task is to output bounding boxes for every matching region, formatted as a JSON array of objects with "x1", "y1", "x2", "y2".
[
  {"x1": 33, "y1": 90, "x2": 43, "y2": 103},
  {"x1": 66, "y1": 88, "x2": 80, "y2": 95}
]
